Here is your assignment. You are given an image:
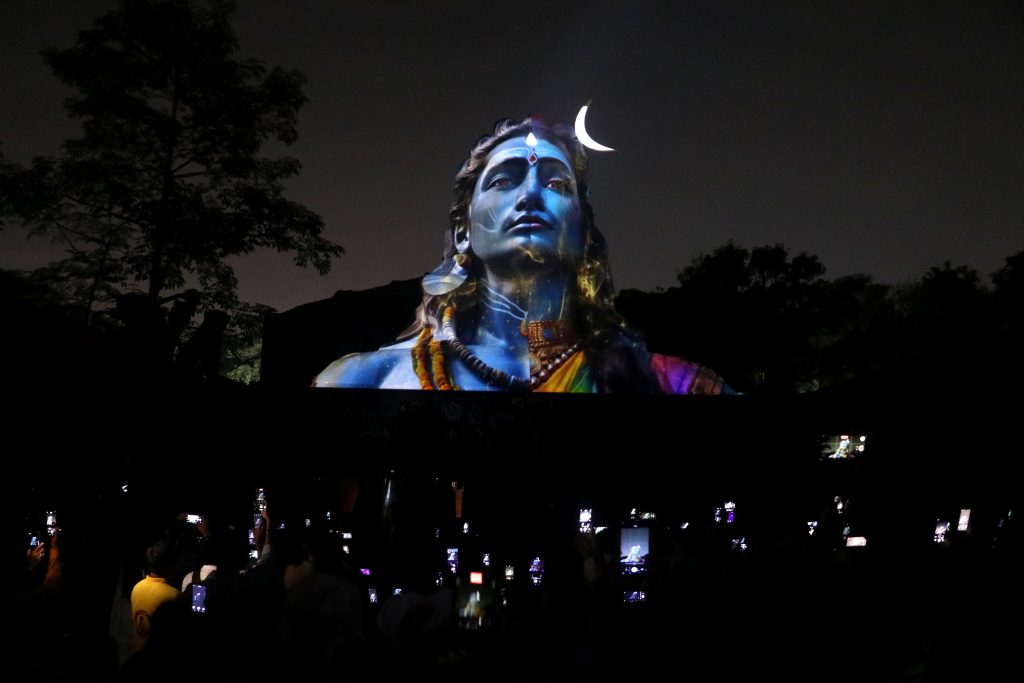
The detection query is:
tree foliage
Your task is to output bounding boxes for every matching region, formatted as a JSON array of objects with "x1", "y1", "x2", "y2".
[
  {"x1": 619, "y1": 242, "x2": 882, "y2": 393},
  {"x1": 618, "y1": 242, "x2": 836, "y2": 393},
  {"x1": 618, "y1": 244, "x2": 1024, "y2": 394},
  {"x1": 2, "y1": 0, "x2": 342, "y2": 320}
]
